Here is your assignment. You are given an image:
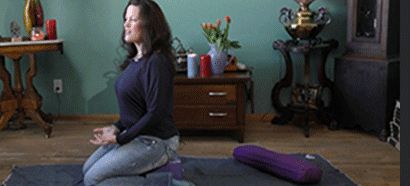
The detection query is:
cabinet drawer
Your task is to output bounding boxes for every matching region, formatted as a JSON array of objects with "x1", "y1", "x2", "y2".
[
  {"x1": 173, "y1": 106, "x2": 237, "y2": 125},
  {"x1": 174, "y1": 85, "x2": 236, "y2": 105}
]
